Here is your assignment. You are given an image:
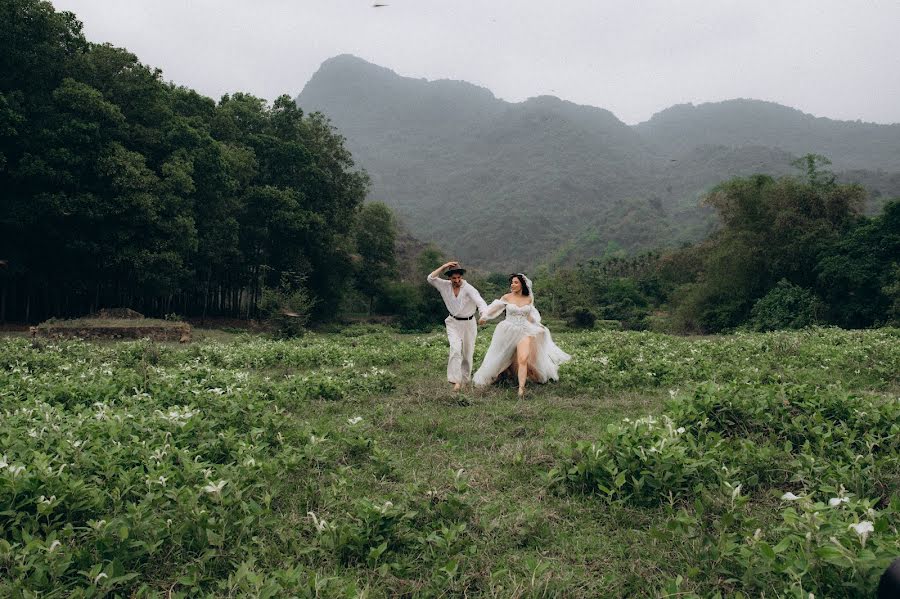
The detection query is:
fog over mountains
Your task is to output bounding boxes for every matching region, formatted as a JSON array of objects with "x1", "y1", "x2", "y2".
[{"x1": 296, "y1": 54, "x2": 900, "y2": 269}]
